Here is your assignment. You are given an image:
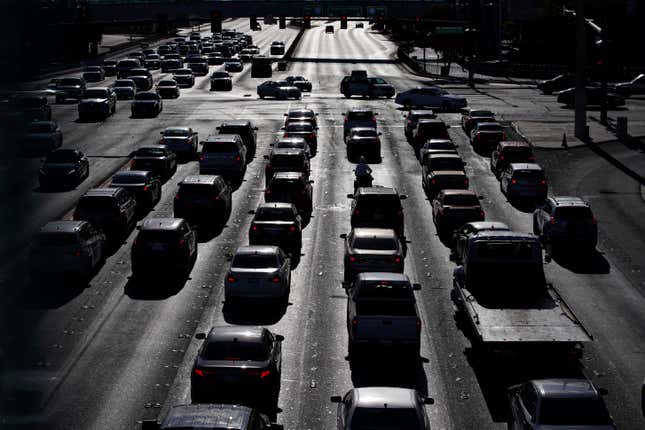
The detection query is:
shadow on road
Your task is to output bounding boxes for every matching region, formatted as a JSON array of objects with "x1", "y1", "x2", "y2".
[
  {"x1": 223, "y1": 300, "x2": 288, "y2": 325},
  {"x1": 550, "y1": 247, "x2": 611, "y2": 275},
  {"x1": 124, "y1": 272, "x2": 190, "y2": 300},
  {"x1": 349, "y1": 353, "x2": 429, "y2": 397},
  {"x1": 21, "y1": 277, "x2": 88, "y2": 309}
]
